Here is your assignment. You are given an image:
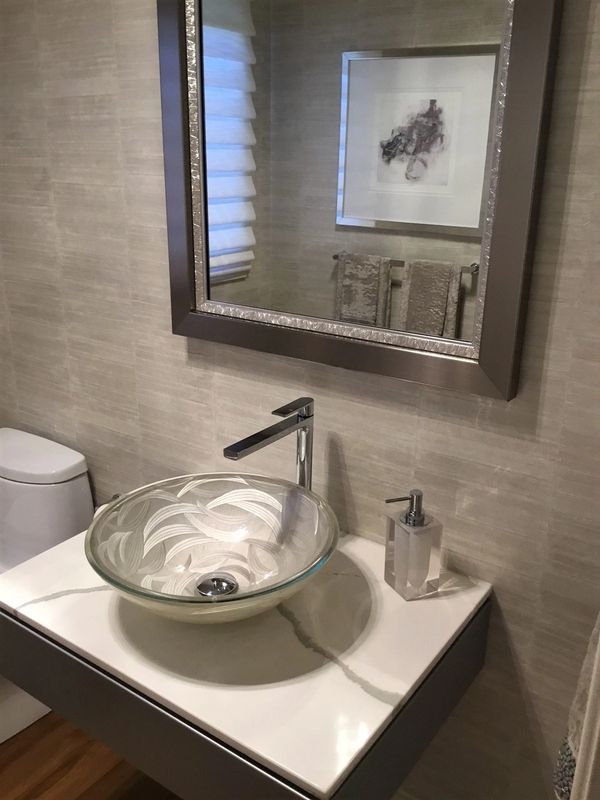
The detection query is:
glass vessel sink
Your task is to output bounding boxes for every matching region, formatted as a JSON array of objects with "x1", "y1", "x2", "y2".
[{"x1": 85, "y1": 474, "x2": 339, "y2": 623}]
